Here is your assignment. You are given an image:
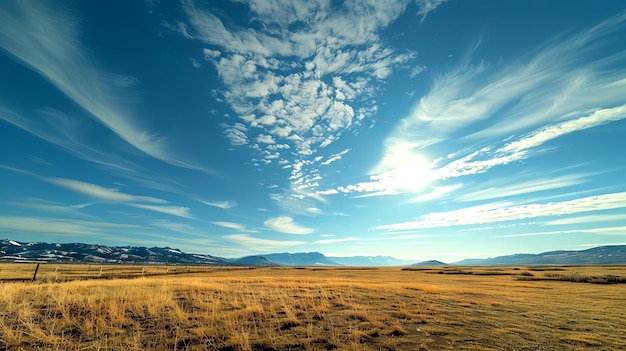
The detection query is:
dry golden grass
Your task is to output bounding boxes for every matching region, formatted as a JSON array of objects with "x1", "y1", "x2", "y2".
[{"x1": 1, "y1": 264, "x2": 625, "y2": 350}]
